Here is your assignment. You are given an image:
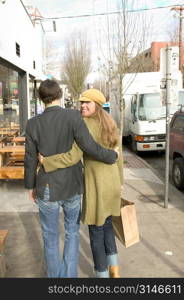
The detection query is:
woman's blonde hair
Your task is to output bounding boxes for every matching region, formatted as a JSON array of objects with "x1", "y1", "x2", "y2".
[{"x1": 94, "y1": 103, "x2": 119, "y2": 148}]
